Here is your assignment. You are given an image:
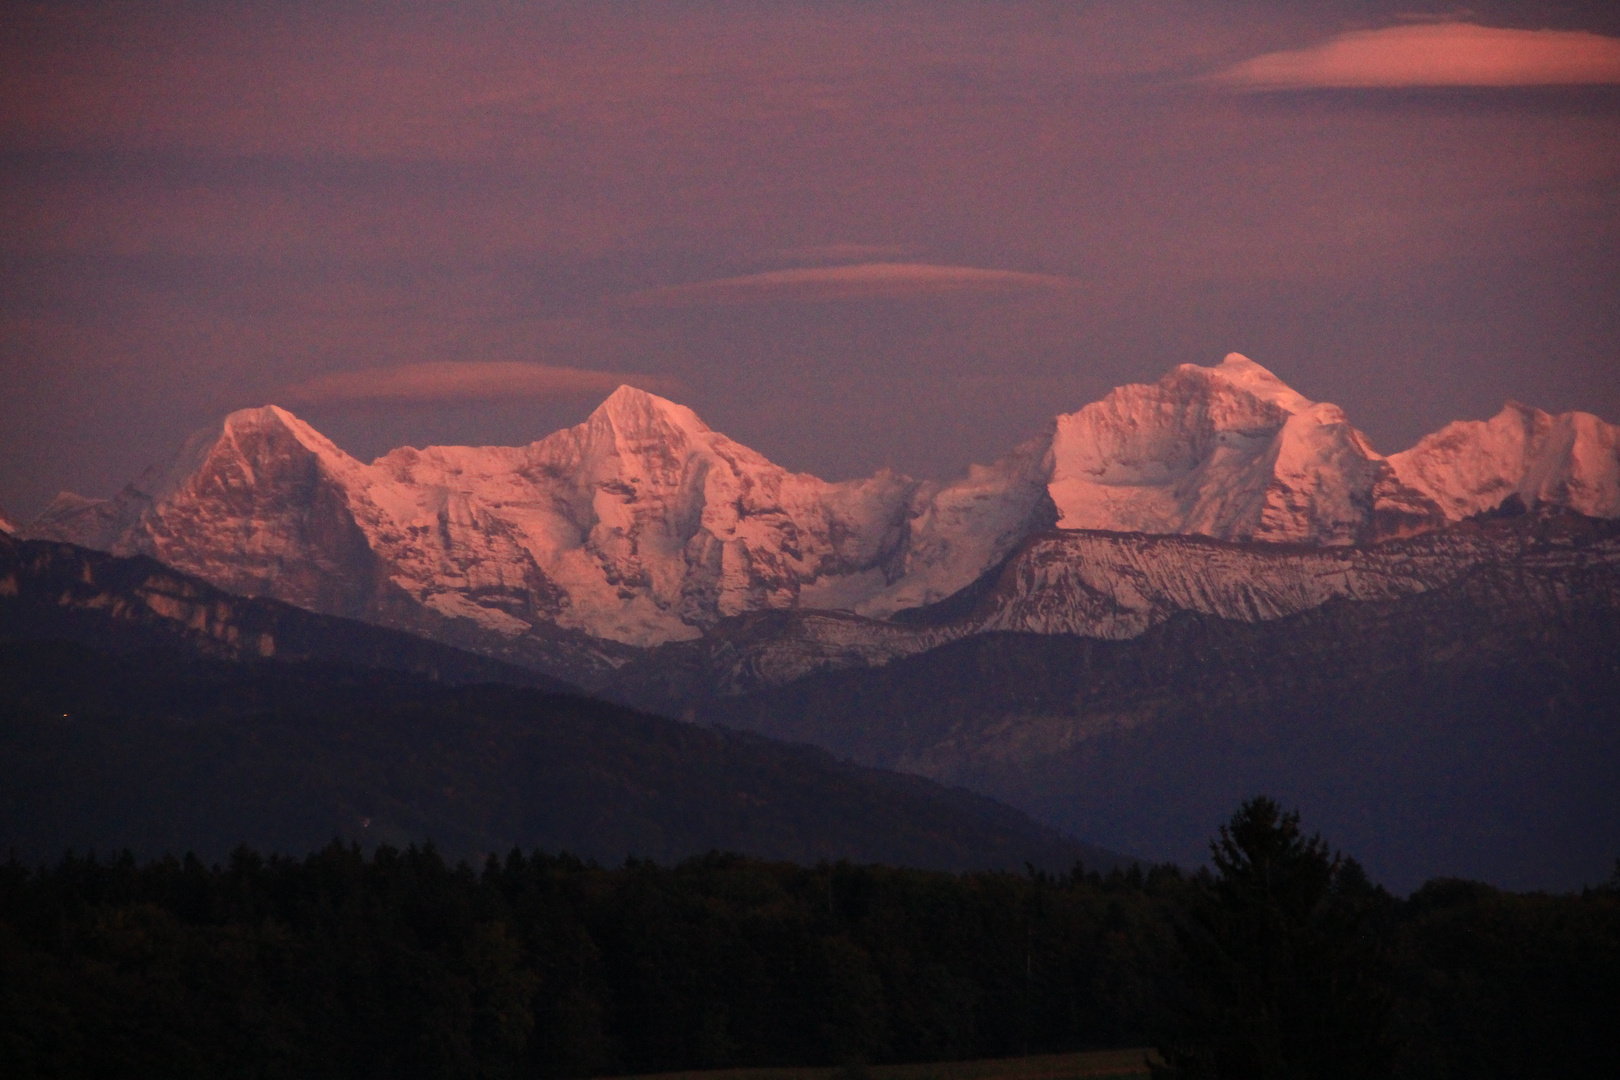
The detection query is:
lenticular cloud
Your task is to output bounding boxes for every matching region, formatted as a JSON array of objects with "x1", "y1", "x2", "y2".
[
  {"x1": 281, "y1": 362, "x2": 682, "y2": 405},
  {"x1": 1213, "y1": 22, "x2": 1620, "y2": 90},
  {"x1": 622, "y1": 263, "x2": 1077, "y2": 307}
]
